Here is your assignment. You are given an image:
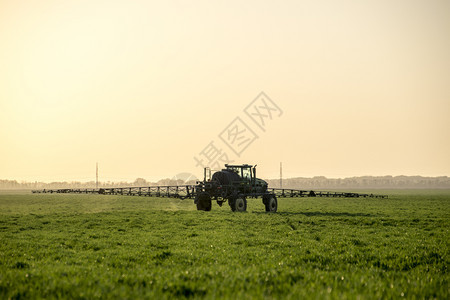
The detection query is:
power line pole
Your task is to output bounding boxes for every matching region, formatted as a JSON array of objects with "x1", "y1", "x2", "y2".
[
  {"x1": 280, "y1": 162, "x2": 282, "y2": 189},
  {"x1": 96, "y1": 162, "x2": 98, "y2": 189}
]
